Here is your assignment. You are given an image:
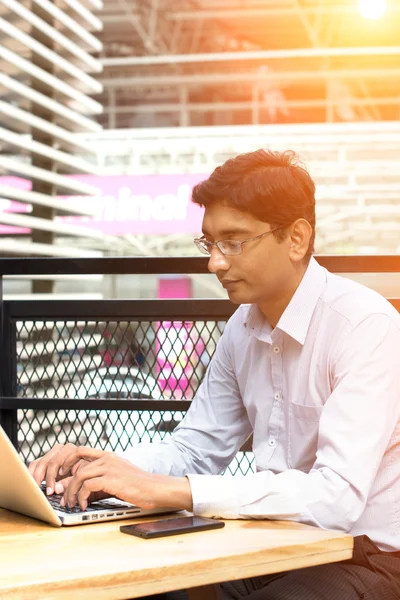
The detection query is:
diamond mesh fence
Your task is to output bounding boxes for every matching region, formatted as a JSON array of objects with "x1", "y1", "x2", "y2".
[{"x1": 16, "y1": 318, "x2": 255, "y2": 475}]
